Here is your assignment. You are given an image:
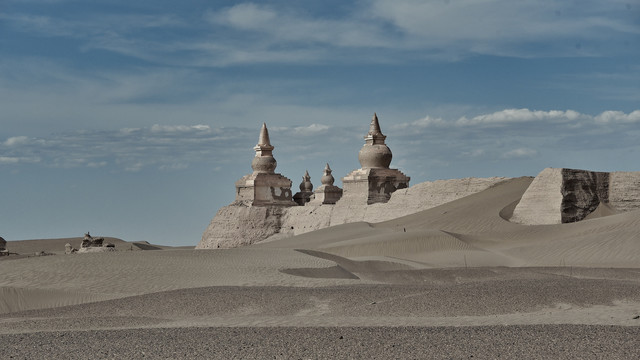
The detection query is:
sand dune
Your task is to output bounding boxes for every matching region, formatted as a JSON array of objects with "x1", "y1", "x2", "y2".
[
  {"x1": 0, "y1": 248, "x2": 361, "y2": 315},
  {"x1": 2, "y1": 176, "x2": 640, "y2": 358},
  {"x1": 260, "y1": 176, "x2": 640, "y2": 269}
]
